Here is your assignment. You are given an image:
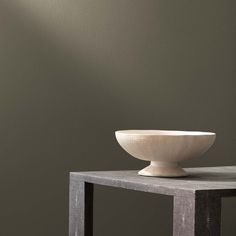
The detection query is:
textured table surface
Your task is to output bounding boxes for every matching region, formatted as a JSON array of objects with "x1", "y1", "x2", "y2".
[
  {"x1": 70, "y1": 166, "x2": 236, "y2": 236},
  {"x1": 71, "y1": 166, "x2": 236, "y2": 196}
]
